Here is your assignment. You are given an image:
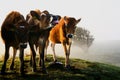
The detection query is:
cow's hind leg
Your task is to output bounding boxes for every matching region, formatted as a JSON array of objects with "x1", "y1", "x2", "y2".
[
  {"x1": 30, "y1": 51, "x2": 32, "y2": 67},
  {"x1": 51, "y1": 43, "x2": 57, "y2": 62},
  {"x1": 44, "y1": 40, "x2": 49, "y2": 61},
  {"x1": 10, "y1": 48, "x2": 17, "y2": 70},
  {"x1": 1, "y1": 44, "x2": 10, "y2": 74}
]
